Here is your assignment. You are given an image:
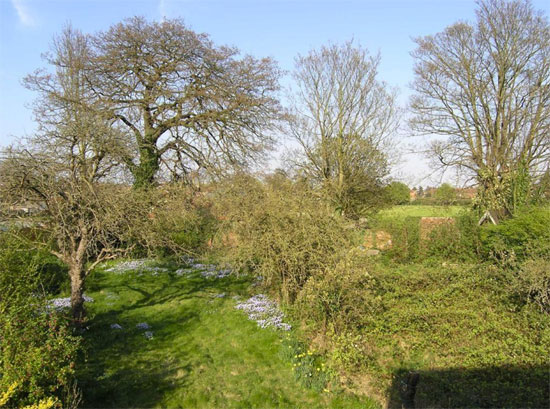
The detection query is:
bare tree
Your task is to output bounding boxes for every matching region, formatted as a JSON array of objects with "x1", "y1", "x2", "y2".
[
  {"x1": 2, "y1": 27, "x2": 142, "y2": 322},
  {"x1": 410, "y1": 0, "x2": 550, "y2": 211},
  {"x1": 287, "y1": 41, "x2": 398, "y2": 216},
  {"x1": 81, "y1": 17, "x2": 282, "y2": 188}
]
